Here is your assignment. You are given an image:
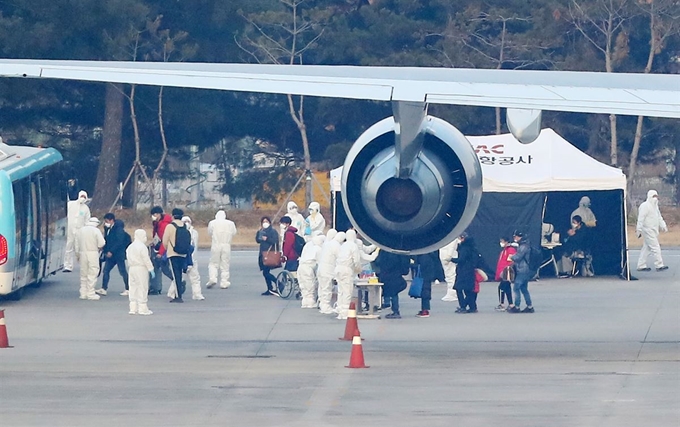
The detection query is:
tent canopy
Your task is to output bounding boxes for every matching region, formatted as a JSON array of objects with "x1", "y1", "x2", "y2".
[
  {"x1": 331, "y1": 128, "x2": 626, "y2": 193},
  {"x1": 468, "y1": 128, "x2": 626, "y2": 192}
]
